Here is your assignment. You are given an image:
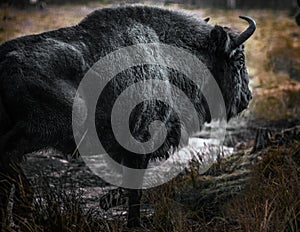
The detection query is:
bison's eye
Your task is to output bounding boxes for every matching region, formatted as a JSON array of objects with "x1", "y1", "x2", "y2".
[
  {"x1": 232, "y1": 52, "x2": 245, "y2": 71},
  {"x1": 237, "y1": 61, "x2": 245, "y2": 71}
]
